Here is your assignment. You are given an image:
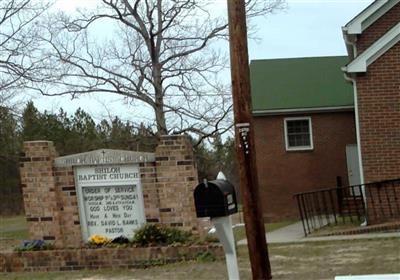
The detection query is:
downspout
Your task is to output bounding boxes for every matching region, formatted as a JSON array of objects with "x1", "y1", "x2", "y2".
[
  {"x1": 343, "y1": 71, "x2": 367, "y2": 225},
  {"x1": 342, "y1": 72, "x2": 365, "y2": 186},
  {"x1": 342, "y1": 29, "x2": 367, "y2": 224}
]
